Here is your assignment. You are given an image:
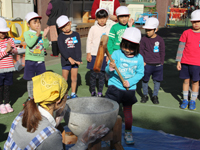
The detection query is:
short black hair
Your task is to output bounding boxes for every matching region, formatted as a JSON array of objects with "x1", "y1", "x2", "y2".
[
  {"x1": 120, "y1": 39, "x2": 140, "y2": 56},
  {"x1": 96, "y1": 10, "x2": 108, "y2": 19},
  {"x1": 28, "y1": 18, "x2": 41, "y2": 24}
]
